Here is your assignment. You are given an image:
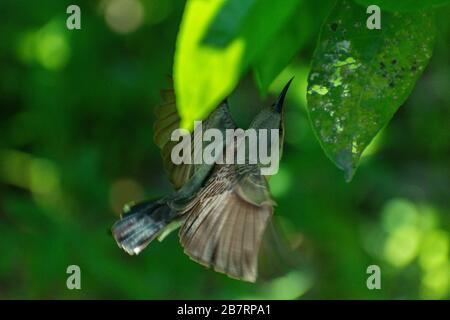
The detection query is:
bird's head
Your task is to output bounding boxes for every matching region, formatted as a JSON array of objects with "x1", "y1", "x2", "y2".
[{"x1": 247, "y1": 77, "x2": 294, "y2": 168}]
